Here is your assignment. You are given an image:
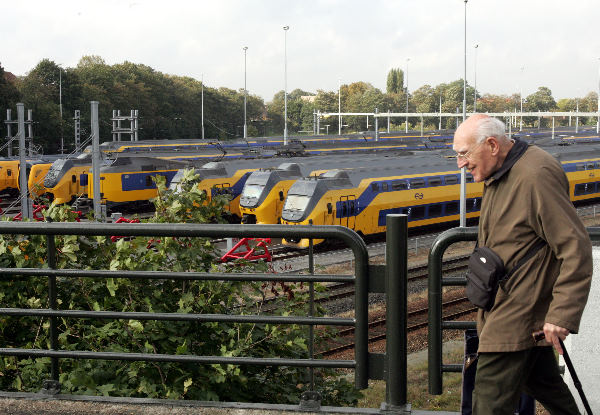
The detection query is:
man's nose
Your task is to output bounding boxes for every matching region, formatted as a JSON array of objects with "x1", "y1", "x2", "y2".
[{"x1": 457, "y1": 157, "x2": 468, "y2": 169}]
